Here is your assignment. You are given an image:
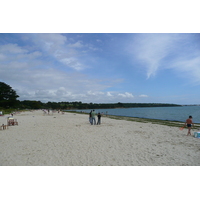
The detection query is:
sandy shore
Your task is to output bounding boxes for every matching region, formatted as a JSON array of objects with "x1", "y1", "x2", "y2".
[{"x1": 0, "y1": 110, "x2": 200, "y2": 166}]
